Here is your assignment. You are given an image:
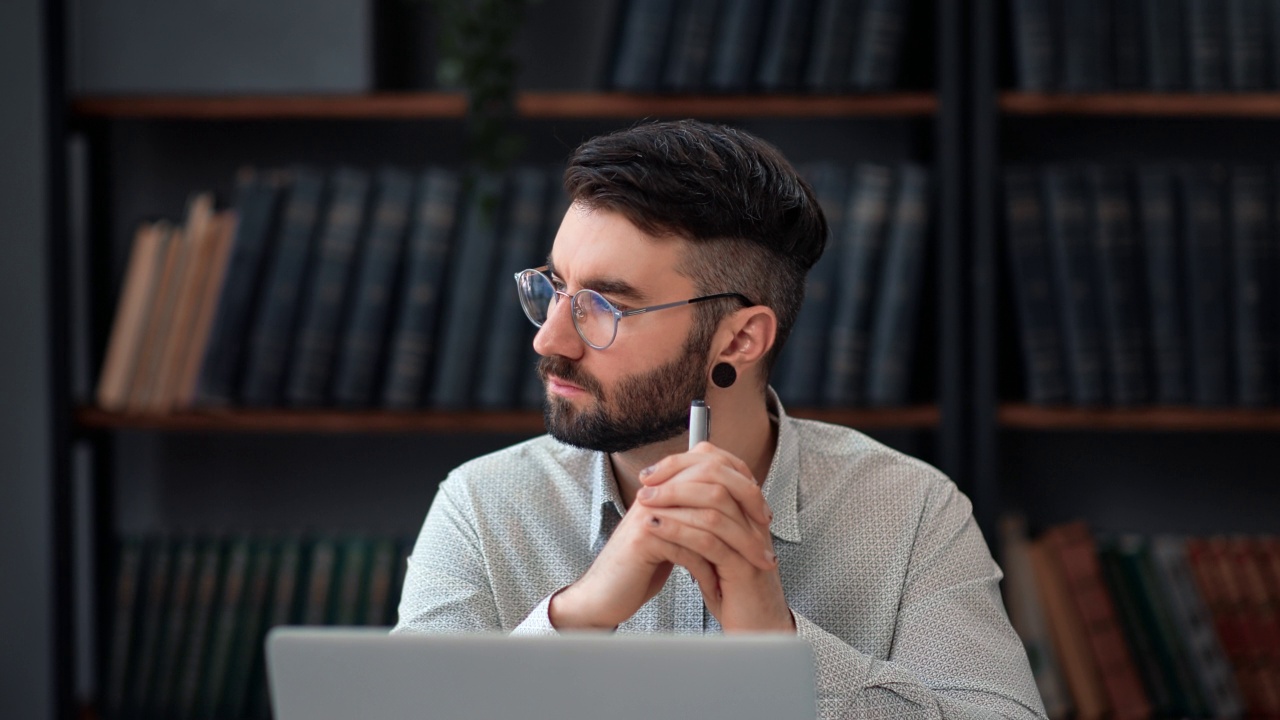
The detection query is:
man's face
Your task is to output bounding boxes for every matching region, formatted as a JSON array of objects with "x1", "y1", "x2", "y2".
[{"x1": 534, "y1": 204, "x2": 712, "y2": 454}]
